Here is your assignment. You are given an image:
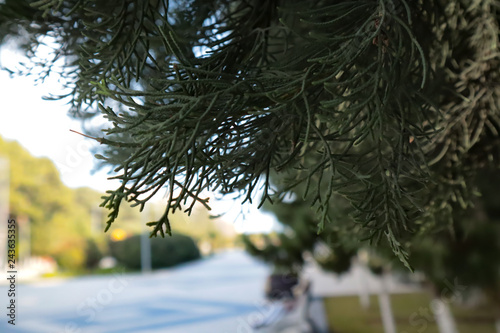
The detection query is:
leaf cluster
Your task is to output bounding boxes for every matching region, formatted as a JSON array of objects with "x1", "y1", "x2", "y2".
[{"x1": 1, "y1": 0, "x2": 500, "y2": 266}]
